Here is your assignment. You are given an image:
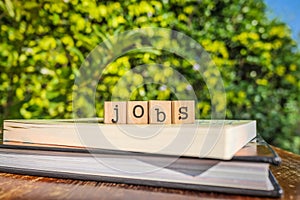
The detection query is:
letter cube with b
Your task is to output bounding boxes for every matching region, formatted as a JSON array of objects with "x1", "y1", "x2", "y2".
[
  {"x1": 127, "y1": 101, "x2": 148, "y2": 124},
  {"x1": 149, "y1": 100, "x2": 171, "y2": 124},
  {"x1": 171, "y1": 100, "x2": 195, "y2": 124},
  {"x1": 104, "y1": 101, "x2": 127, "y2": 124}
]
